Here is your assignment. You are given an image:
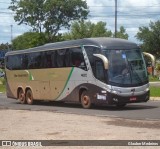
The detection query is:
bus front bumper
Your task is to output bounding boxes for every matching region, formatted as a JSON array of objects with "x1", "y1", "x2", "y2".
[{"x1": 107, "y1": 91, "x2": 150, "y2": 105}]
